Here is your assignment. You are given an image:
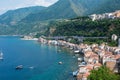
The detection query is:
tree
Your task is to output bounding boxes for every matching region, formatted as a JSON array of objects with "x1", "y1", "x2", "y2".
[{"x1": 88, "y1": 66, "x2": 120, "y2": 80}]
